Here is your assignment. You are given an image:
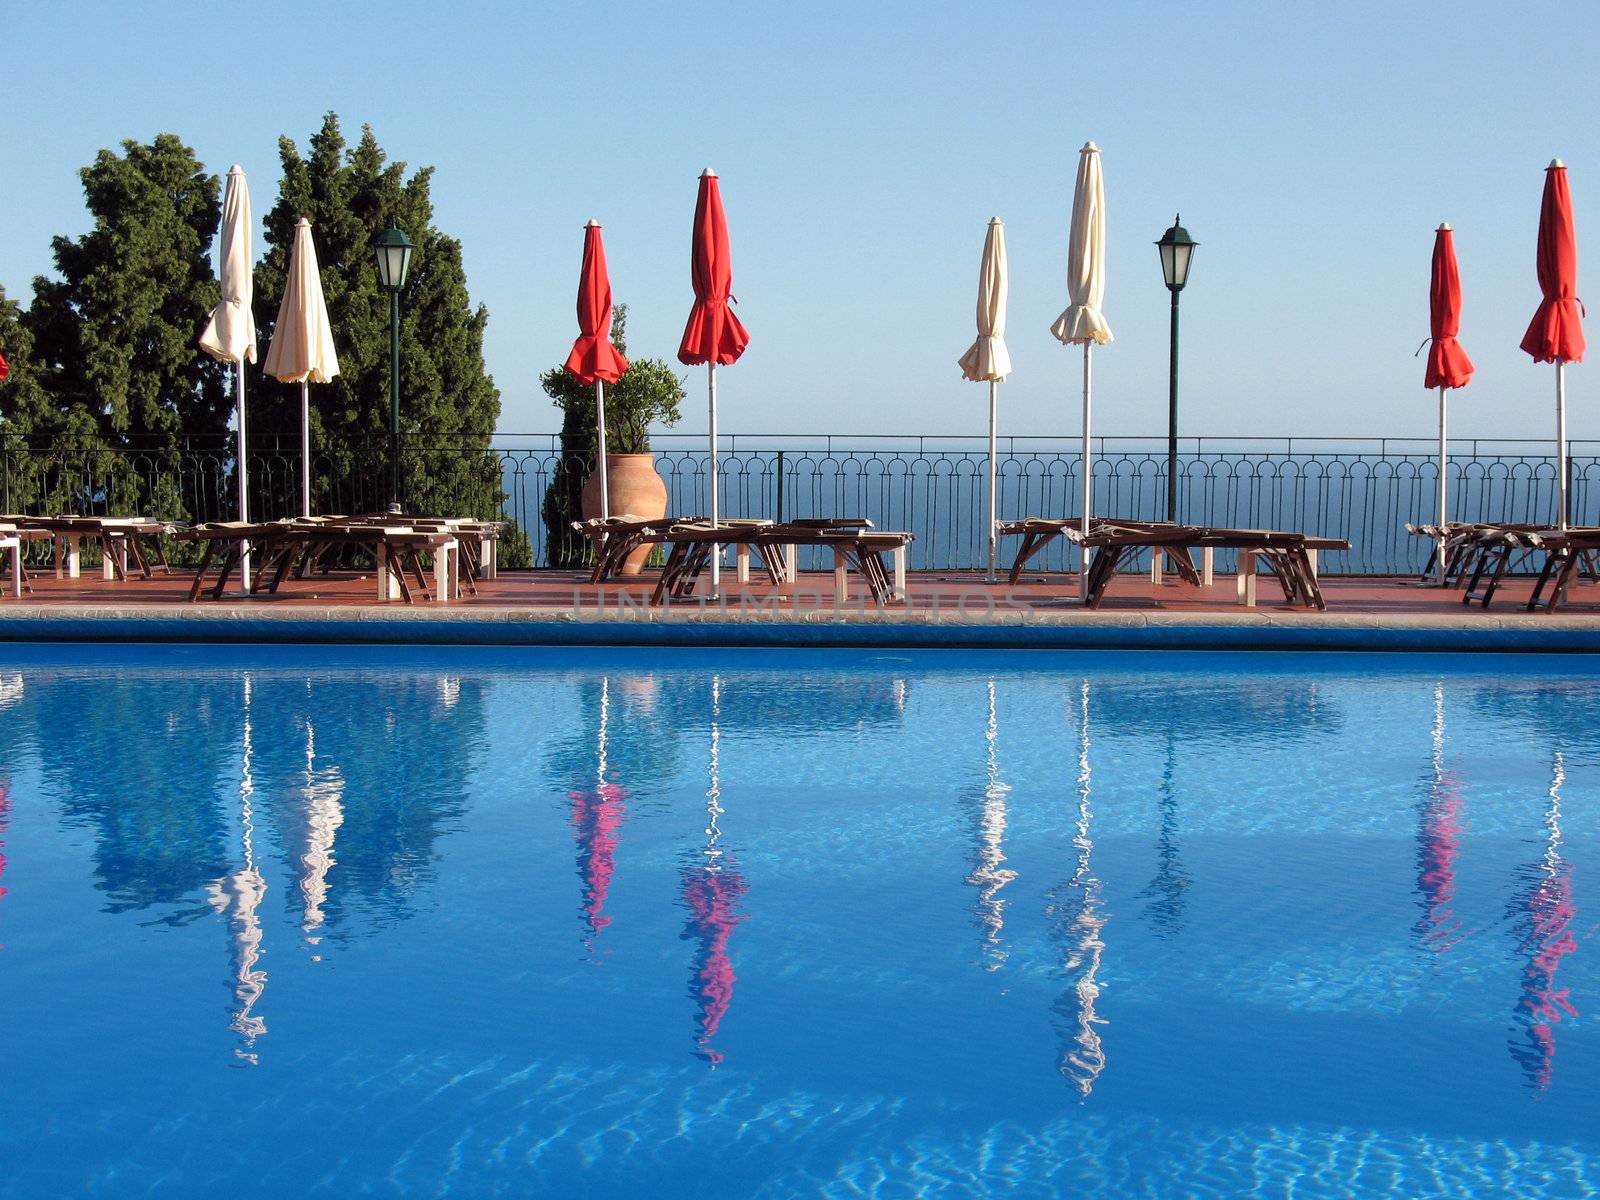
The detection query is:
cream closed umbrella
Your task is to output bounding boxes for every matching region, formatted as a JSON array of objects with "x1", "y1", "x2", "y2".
[
  {"x1": 959, "y1": 217, "x2": 1012, "y2": 581},
  {"x1": 1050, "y1": 143, "x2": 1113, "y2": 601},
  {"x1": 264, "y1": 219, "x2": 340, "y2": 517},
  {"x1": 200, "y1": 166, "x2": 258, "y2": 587}
]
